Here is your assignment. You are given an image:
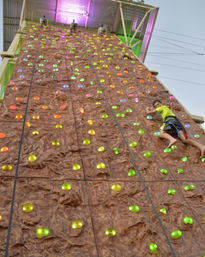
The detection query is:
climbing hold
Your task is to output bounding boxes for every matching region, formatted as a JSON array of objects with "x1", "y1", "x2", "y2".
[
  {"x1": 96, "y1": 163, "x2": 106, "y2": 169},
  {"x1": 129, "y1": 142, "x2": 137, "y2": 147},
  {"x1": 98, "y1": 146, "x2": 105, "y2": 152},
  {"x1": 182, "y1": 156, "x2": 188, "y2": 162},
  {"x1": 105, "y1": 228, "x2": 116, "y2": 237},
  {"x1": 176, "y1": 168, "x2": 184, "y2": 174},
  {"x1": 168, "y1": 189, "x2": 176, "y2": 195},
  {"x1": 138, "y1": 129, "x2": 144, "y2": 135},
  {"x1": 133, "y1": 122, "x2": 140, "y2": 126},
  {"x1": 72, "y1": 220, "x2": 83, "y2": 229},
  {"x1": 160, "y1": 208, "x2": 167, "y2": 215},
  {"x1": 72, "y1": 164, "x2": 80, "y2": 171},
  {"x1": 51, "y1": 140, "x2": 60, "y2": 146},
  {"x1": 87, "y1": 120, "x2": 93, "y2": 125},
  {"x1": 128, "y1": 170, "x2": 136, "y2": 176},
  {"x1": 146, "y1": 115, "x2": 152, "y2": 120},
  {"x1": 160, "y1": 169, "x2": 168, "y2": 175},
  {"x1": 88, "y1": 129, "x2": 95, "y2": 135},
  {"x1": 149, "y1": 243, "x2": 158, "y2": 255},
  {"x1": 113, "y1": 148, "x2": 119, "y2": 155},
  {"x1": 83, "y1": 139, "x2": 91, "y2": 145},
  {"x1": 32, "y1": 131, "x2": 39, "y2": 135},
  {"x1": 194, "y1": 134, "x2": 200, "y2": 139},
  {"x1": 22, "y1": 203, "x2": 34, "y2": 213},
  {"x1": 62, "y1": 182, "x2": 71, "y2": 191},
  {"x1": 111, "y1": 184, "x2": 121, "y2": 192},
  {"x1": 164, "y1": 148, "x2": 171, "y2": 153},
  {"x1": 0, "y1": 133, "x2": 6, "y2": 138},
  {"x1": 36, "y1": 228, "x2": 50, "y2": 239},
  {"x1": 126, "y1": 108, "x2": 132, "y2": 113},
  {"x1": 183, "y1": 217, "x2": 193, "y2": 225},
  {"x1": 171, "y1": 145, "x2": 177, "y2": 150},
  {"x1": 184, "y1": 184, "x2": 195, "y2": 191},
  {"x1": 1, "y1": 164, "x2": 12, "y2": 171},
  {"x1": 55, "y1": 124, "x2": 62, "y2": 129},
  {"x1": 144, "y1": 152, "x2": 151, "y2": 158},
  {"x1": 102, "y1": 114, "x2": 108, "y2": 119},
  {"x1": 171, "y1": 230, "x2": 182, "y2": 239},
  {"x1": 129, "y1": 205, "x2": 139, "y2": 213},
  {"x1": 28, "y1": 154, "x2": 37, "y2": 162}
]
